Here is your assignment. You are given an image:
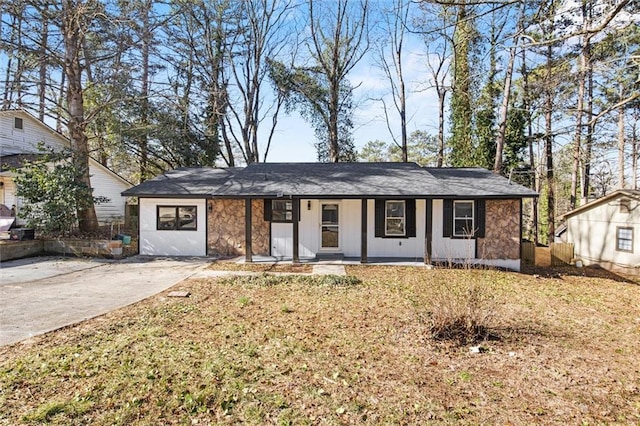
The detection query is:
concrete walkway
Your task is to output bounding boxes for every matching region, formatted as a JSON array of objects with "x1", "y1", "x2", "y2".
[
  {"x1": 311, "y1": 264, "x2": 347, "y2": 275},
  {"x1": 0, "y1": 256, "x2": 208, "y2": 347},
  {"x1": 0, "y1": 256, "x2": 348, "y2": 347}
]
